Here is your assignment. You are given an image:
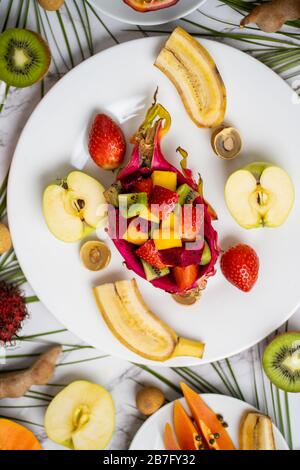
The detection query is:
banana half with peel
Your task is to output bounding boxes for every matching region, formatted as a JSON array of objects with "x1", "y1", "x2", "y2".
[
  {"x1": 93, "y1": 279, "x2": 205, "y2": 362},
  {"x1": 240, "y1": 412, "x2": 276, "y2": 450},
  {"x1": 155, "y1": 27, "x2": 227, "y2": 128}
]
